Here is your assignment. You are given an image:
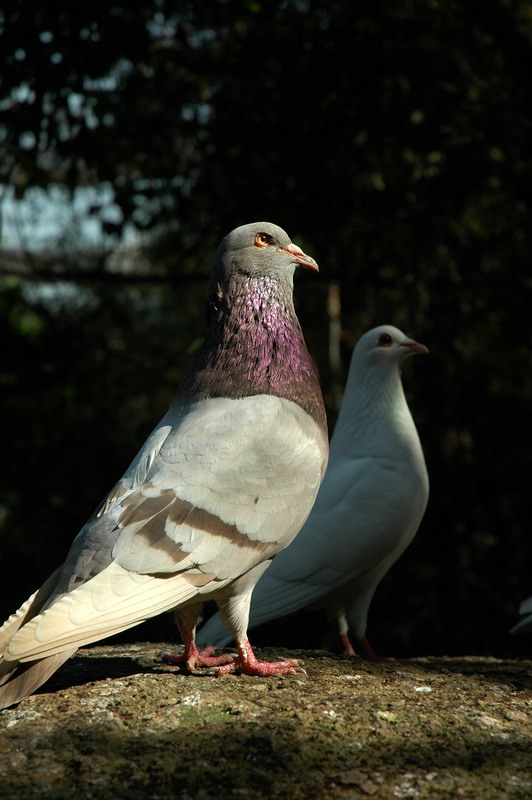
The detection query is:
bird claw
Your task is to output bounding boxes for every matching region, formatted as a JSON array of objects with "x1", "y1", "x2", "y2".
[
  {"x1": 215, "y1": 657, "x2": 304, "y2": 678},
  {"x1": 160, "y1": 646, "x2": 235, "y2": 670}
]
